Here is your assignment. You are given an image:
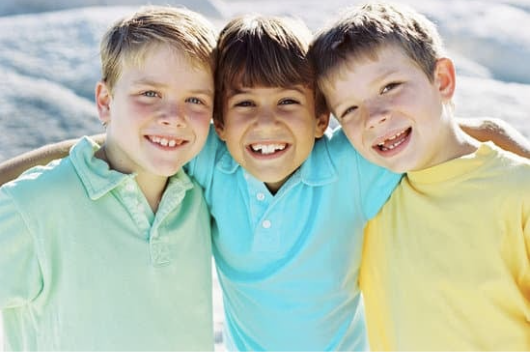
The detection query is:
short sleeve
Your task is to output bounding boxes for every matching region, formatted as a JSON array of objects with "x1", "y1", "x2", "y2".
[
  {"x1": 0, "y1": 187, "x2": 43, "y2": 309},
  {"x1": 185, "y1": 124, "x2": 220, "y2": 192},
  {"x1": 354, "y1": 150, "x2": 403, "y2": 220},
  {"x1": 328, "y1": 127, "x2": 402, "y2": 221}
]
